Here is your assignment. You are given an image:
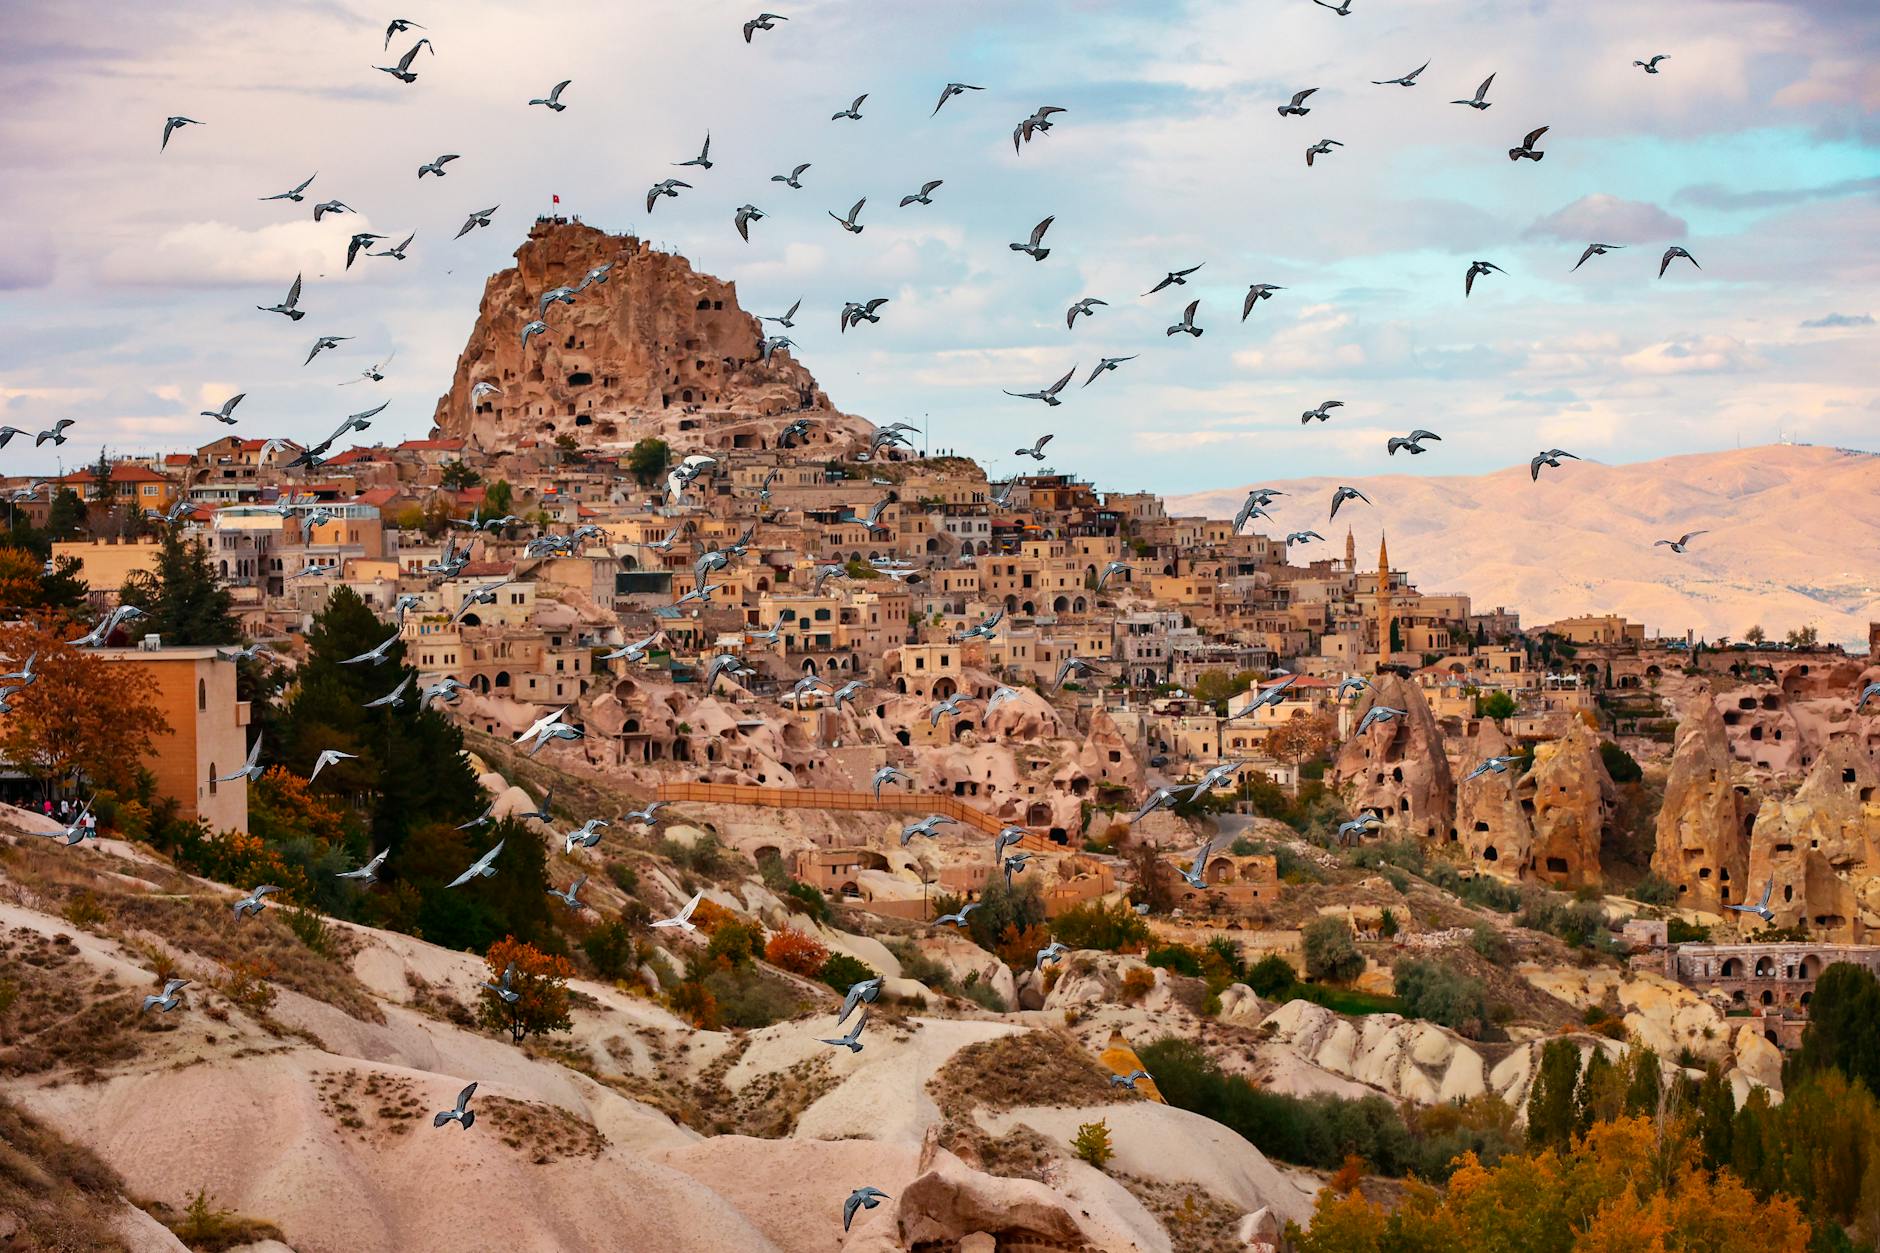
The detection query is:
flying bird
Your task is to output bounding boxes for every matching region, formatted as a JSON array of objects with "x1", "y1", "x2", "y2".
[
  {"x1": 1144, "y1": 264, "x2": 1203, "y2": 295},
  {"x1": 1014, "y1": 433, "x2": 1054, "y2": 461},
  {"x1": 370, "y1": 232, "x2": 414, "y2": 261},
  {"x1": 1727, "y1": 880, "x2": 1776, "y2": 925},
  {"x1": 839, "y1": 298, "x2": 889, "y2": 331},
  {"x1": 1508, "y1": 126, "x2": 1549, "y2": 161},
  {"x1": 455, "y1": 205, "x2": 498, "y2": 239},
  {"x1": 260, "y1": 173, "x2": 316, "y2": 202},
  {"x1": 1530, "y1": 448, "x2": 1580, "y2": 480},
  {"x1": 216, "y1": 734, "x2": 264, "y2": 785},
  {"x1": 547, "y1": 875, "x2": 587, "y2": 910},
  {"x1": 231, "y1": 884, "x2": 279, "y2": 920},
  {"x1": 620, "y1": 801, "x2": 668, "y2": 827},
  {"x1": 935, "y1": 902, "x2": 979, "y2": 927},
  {"x1": 818, "y1": 1011, "x2": 868, "y2": 1053},
  {"x1": 373, "y1": 38, "x2": 432, "y2": 83},
  {"x1": 1004, "y1": 366, "x2": 1077, "y2": 406},
  {"x1": 900, "y1": 815, "x2": 958, "y2": 845},
  {"x1": 872, "y1": 765, "x2": 911, "y2": 800},
  {"x1": 933, "y1": 82, "x2": 983, "y2": 115},
  {"x1": 1660, "y1": 246, "x2": 1700, "y2": 277},
  {"x1": 1465, "y1": 260, "x2": 1504, "y2": 297},
  {"x1": 1242, "y1": 284, "x2": 1283, "y2": 319},
  {"x1": 1112, "y1": 1069, "x2": 1153, "y2": 1091},
  {"x1": 1305, "y1": 138, "x2": 1344, "y2": 166},
  {"x1": 674, "y1": 134, "x2": 713, "y2": 169},
  {"x1": 831, "y1": 93, "x2": 868, "y2": 121},
  {"x1": 1373, "y1": 60, "x2": 1430, "y2": 86},
  {"x1": 142, "y1": 978, "x2": 191, "y2": 1014},
  {"x1": 1452, "y1": 73, "x2": 1496, "y2": 109},
  {"x1": 259, "y1": 274, "x2": 306, "y2": 320},
  {"x1": 336, "y1": 848, "x2": 390, "y2": 881},
  {"x1": 529, "y1": 80, "x2": 572, "y2": 111},
  {"x1": 363, "y1": 675, "x2": 412, "y2": 709},
  {"x1": 651, "y1": 891, "x2": 705, "y2": 933},
  {"x1": 481, "y1": 962, "x2": 519, "y2": 1004},
  {"x1": 1287, "y1": 530, "x2": 1326, "y2": 546},
  {"x1": 447, "y1": 841, "x2": 505, "y2": 888},
  {"x1": 733, "y1": 204, "x2": 766, "y2": 242},
  {"x1": 1634, "y1": 54, "x2": 1670, "y2": 74},
  {"x1": 1572, "y1": 243, "x2": 1624, "y2": 271},
  {"x1": 929, "y1": 693, "x2": 970, "y2": 725},
  {"x1": 1311, "y1": 0, "x2": 1353, "y2": 12},
  {"x1": 1329, "y1": 485, "x2": 1370, "y2": 519},
  {"x1": 1655, "y1": 531, "x2": 1709, "y2": 553},
  {"x1": 1357, "y1": 705, "x2": 1409, "y2": 734},
  {"x1": 1166, "y1": 299, "x2": 1203, "y2": 337},
  {"x1": 899, "y1": 180, "x2": 943, "y2": 207},
  {"x1": 1176, "y1": 840, "x2": 1216, "y2": 890},
  {"x1": 1388, "y1": 430, "x2": 1442, "y2": 455},
  {"x1": 762, "y1": 298, "x2": 802, "y2": 328},
  {"x1": 1010, "y1": 215, "x2": 1054, "y2": 260},
  {"x1": 1034, "y1": 941, "x2": 1069, "y2": 971},
  {"x1": 345, "y1": 233, "x2": 387, "y2": 270},
  {"x1": 1095, "y1": 560, "x2": 1131, "y2": 591},
  {"x1": 743, "y1": 12, "x2": 788, "y2": 42},
  {"x1": 384, "y1": 18, "x2": 424, "y2": 48},
  {"x1": 417, "y1": 153, "x2": 459, "y2": 178},
  {"x1": 1301, "y1": 400, "x2": 1344, "y2": 424},
  {"x1": 1336, "y1": 675, "x2": 1372, "y2": 700},
  {"x1": 201, "y1": 393, "x2": 246, "y2": 424},
  {"x1": 434, "y1": 1083, "x2": 479, "y2": 1129},
  {"x1": 1130, "y1": 787, "x2": 1182, "y2": 825},
  {"x1": 1013, "y1": 106, "x2": 1066, "y2": 151},
  {"x1": 1337, "y1": 814, "x2": 1384, "y2": 842},
  {"x1": 161, "y1": 115, "x2": 202, "y2": 151},
  {"x1": 312, "y1": 199, "x2": 354, "y2": 222},
  {"x1": 307, "y1": 749, "x2": 357, "y2": 784},
  {"x1": 1277, "y1": 88, "x2": 1319, "y2": 117},
  {"x1": 844, "y1": 1186, "x2": 890, "y2": 1232},
  {"x1": 304, "y1": 335, "x2": 351, "y2": 365},
  {"x1": 520, "y1": 320, "x2": 549, "y2": 348},
  {"x1": 1856, "y1": 682, "x2": 1880, "y2": 713},
  {"x1": 1066, "y1": 297, "x2": 1107, "y2": 329},
  {"x1": 771, "y1": 163, "x2": 810, "y2": 188},
  {"x1": 829, "y1": 198, "x2": 867, "y2": 234},
  {"x1": 1463, "y1": 755, "x2": 1522, "y2": 782}
]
